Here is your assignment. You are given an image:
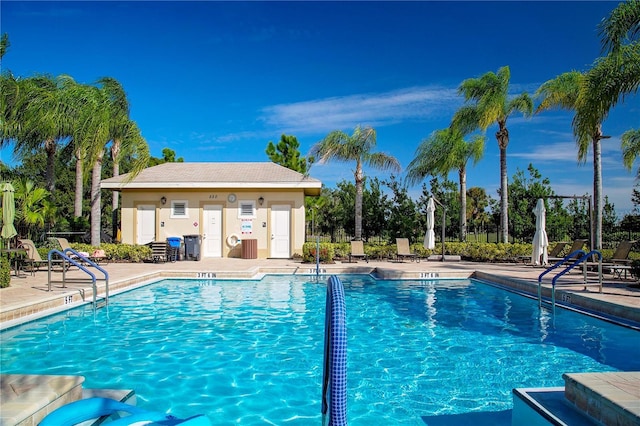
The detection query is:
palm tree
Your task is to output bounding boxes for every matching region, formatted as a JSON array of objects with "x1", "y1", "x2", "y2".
[
  {"x1": 13, "y1": 178, "x2": 56, "y2": 239},
  {"x1": 580, "y1": 0, "x2": 640, "y2": 126},
  {"x1": 406, "y1": 127, "x2": 484, "y2": 241},
  {"x1": 535, "y1": 71, "x2": 610, "y2": 250},
  {"x1": 57, "y1": 79, "x2": 109, "y2": 219},
  {"x1": 86, "y1": 78, "x2": 149, "y2": 246},
  {"x1": 98, "y1": 77, "x2": 149, "y2": 241},
  {"x1": 107, "y1": 119, "x2": 149, "y2": 240},
  {"x1": 5, "y1": 75, "x2": 76, "y2": 194},
  {"x1": 309, "y1": 125, "x2": 400, "y2": 241},
  {"x1": 452, "y1": 66, "x2": 533, "y2": 243},
  {"x1": 538, "y1": 2, "x2": 639, "y2": 250}
]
